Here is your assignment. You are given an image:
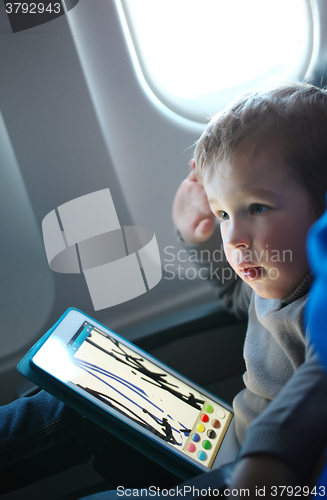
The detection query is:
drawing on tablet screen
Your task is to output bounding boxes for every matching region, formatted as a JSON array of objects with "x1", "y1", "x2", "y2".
[{"x1": 67, "y1": 323, "x2": 205, "y2": 448}]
